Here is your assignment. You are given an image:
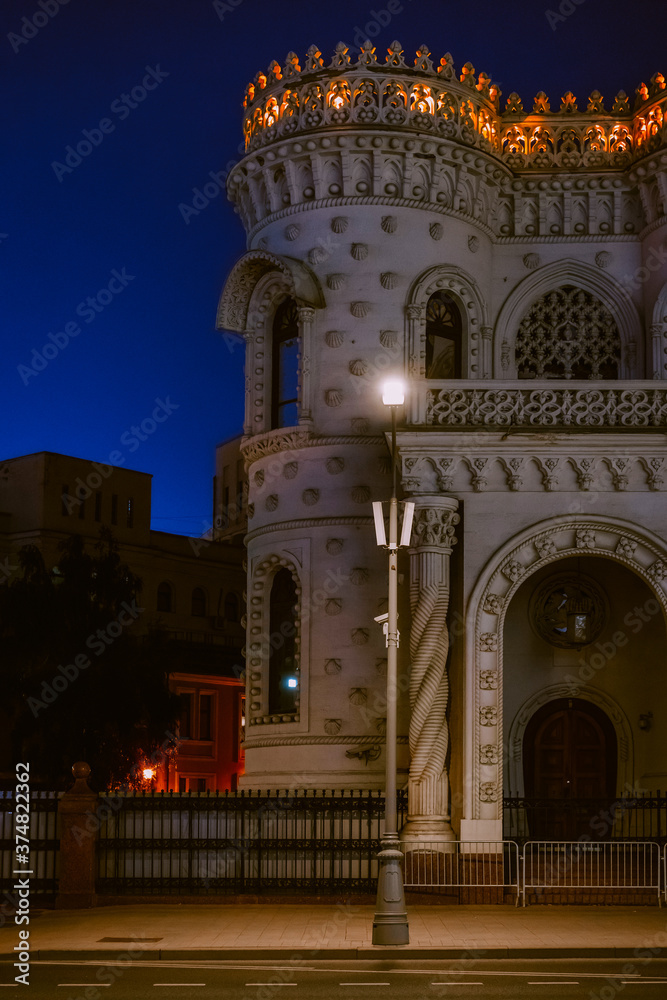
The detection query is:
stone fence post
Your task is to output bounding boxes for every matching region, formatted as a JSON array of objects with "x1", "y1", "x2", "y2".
[{"x1": 56, "y1": 762, "x2": 98, "y2": 909}]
